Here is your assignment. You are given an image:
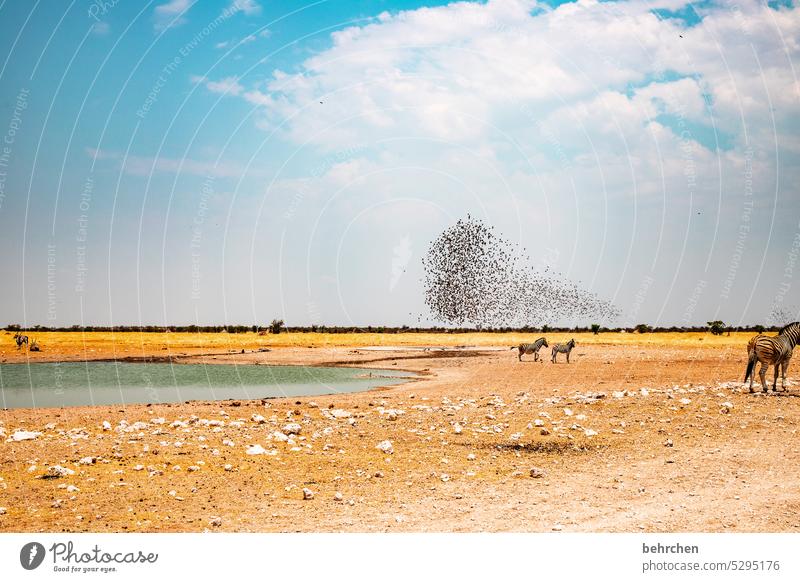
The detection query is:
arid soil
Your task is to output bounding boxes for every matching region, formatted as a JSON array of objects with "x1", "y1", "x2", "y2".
[{"x1": 1, "y1": 335, "x2": 798, "y2": 532}]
